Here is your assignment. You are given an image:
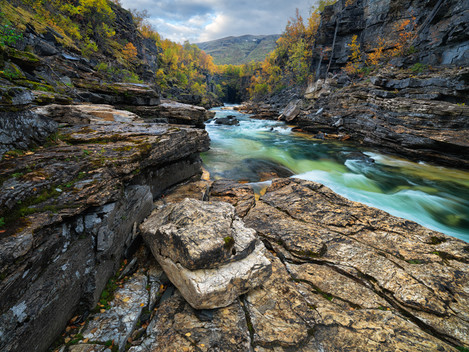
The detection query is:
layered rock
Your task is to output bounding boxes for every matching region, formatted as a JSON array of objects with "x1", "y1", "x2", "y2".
[
  {"x1": 50, "y1": 178, "x2": 469, "y2": 352},
  {"x1": 0, "y1": 106, "x2": 209, "y2": 352},
  {"x1": 312, "y1": 0, "x2": 469, "y2": 76},
  {"x1": 291, "y1": 66, "x2": 469, "y2": 168},
  {"x1": 140, "y1": 198, "x2": 272, "y2": 309},
  {"x1": 244, "y1": 178, "x2": 469, "y2": 349},
  {"x1": 126, "y1": 100, "x2": 215, "y2": 128},
  {"x1": 0, "y1": 110, "x2": 58, "y2": 157}
]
